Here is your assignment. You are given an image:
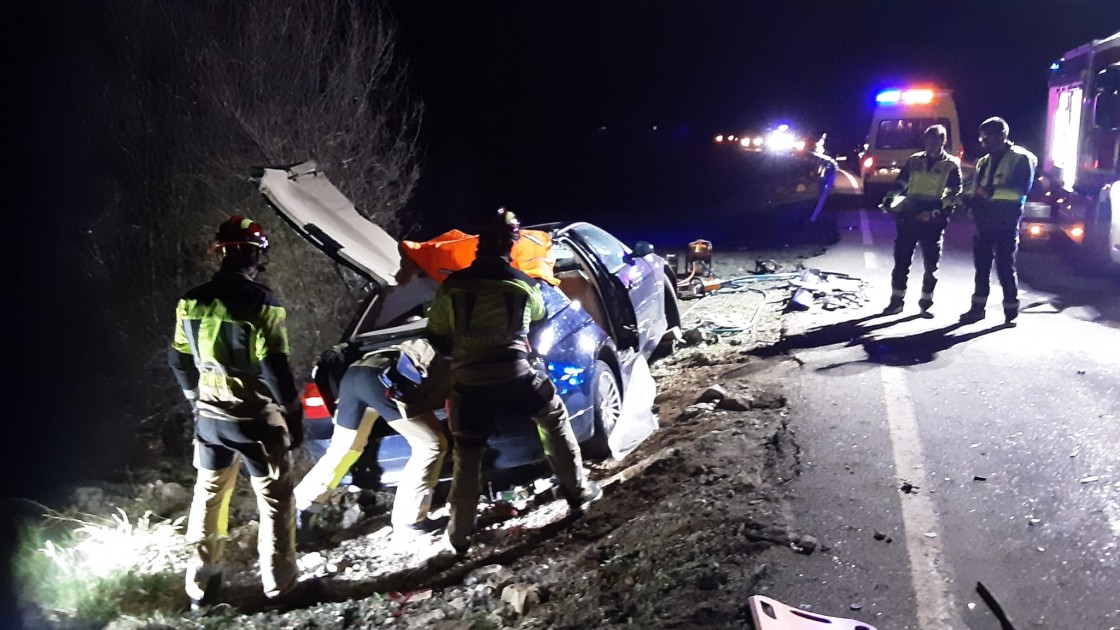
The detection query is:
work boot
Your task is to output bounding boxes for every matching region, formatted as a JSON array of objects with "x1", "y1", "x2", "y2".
[
  {"x1": 882, "y1": 297, "x2": 904, "y2": 315},
  {"x1": 565, "y1": 479, "x2": 603, "y2": 515},
  {"x1": 443, "y1": 530, "x2": 471, "y2": 555},
  {"x1": 189, "y1": 573, "x2": 222, "y2": 612},
  {"x1": 295, "y1": 509, "x2": 325, "y2": 548},
  {"x1": 265, "y1": 577, "x2": 326, "y2": 611},
  {"x1": 959, "y1": 306, "x2": 986, "y2": 323},
  {"x1": 918, "y1": 296, "x2": 934, "y2": 318}
]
